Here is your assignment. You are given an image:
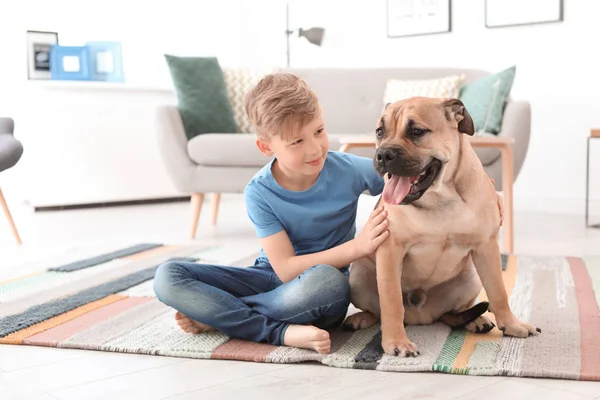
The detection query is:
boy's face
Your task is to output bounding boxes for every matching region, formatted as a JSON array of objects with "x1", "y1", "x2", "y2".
[{"x1": 256, "y1": 113, "x2": 329, "y2": 178}]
